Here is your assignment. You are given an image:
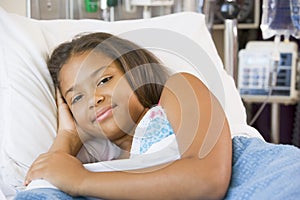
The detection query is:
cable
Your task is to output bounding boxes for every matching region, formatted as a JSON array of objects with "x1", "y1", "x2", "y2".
[
  {"x1": 249, "y1": 35, "x2": 281, "y2": 126},
  {"x1": 249, "y1": 87, "x2": 272, "y2": 126}
]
